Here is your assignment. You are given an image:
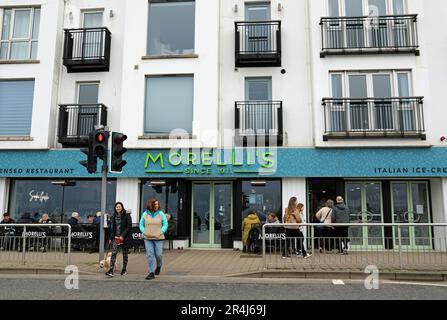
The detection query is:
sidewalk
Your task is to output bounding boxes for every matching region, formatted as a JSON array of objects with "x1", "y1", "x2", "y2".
[
  {"x1": 0, "y1": 249, "x2": 264, "y2": 277},
  {"x1": 1, "y1": 249, "x2": 446, "y2": 281},
  {"x1": 78, "y1": 249, "x2": 264, "y2": 277}
]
